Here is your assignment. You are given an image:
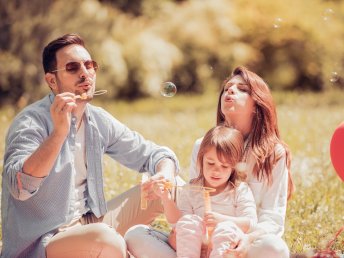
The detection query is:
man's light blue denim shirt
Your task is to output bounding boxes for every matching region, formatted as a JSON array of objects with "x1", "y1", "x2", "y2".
[{"x1": 1, "y1": 93, "x2": 179, "y2": 258}]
